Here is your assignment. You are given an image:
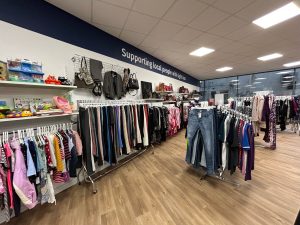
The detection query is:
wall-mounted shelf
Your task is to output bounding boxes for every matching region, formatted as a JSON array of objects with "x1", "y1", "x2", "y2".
[
  {"x1": 155, "y1": 91, "x2": 173, "y2": 94},
  {"x1": 0, "y1": 112, "x2": 78, "y2": 123},
  {"x1": 163, "y1": 101, "x2": 177, "y2": 104},
  {"x1": 0, "y1": 80, "x2": 77, "y2": 90},
  {"x1": 144, "y1": 98, "x2": 164, "y2": 102}
]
